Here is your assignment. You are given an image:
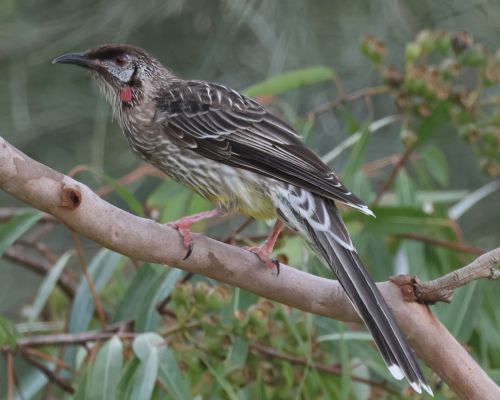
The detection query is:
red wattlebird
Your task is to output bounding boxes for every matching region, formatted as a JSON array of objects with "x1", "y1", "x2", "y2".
[{"x1": 54, "y1": 44, "x2": 432, "y2": 395}]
